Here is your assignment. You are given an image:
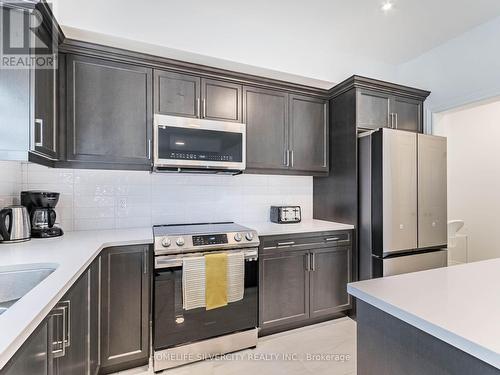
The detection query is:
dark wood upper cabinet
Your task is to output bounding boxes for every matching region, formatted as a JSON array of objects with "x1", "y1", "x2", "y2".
[
  {"x1": 289, "y1": 94, "x2": 328, "y2": 173},
  {"x1": 356, "y1": 89, "x2": 391, "y2": 130},
  {"x1": 154, "y1": 70, "x2": 242, "y2": 122},
  {"x1": 66, "y1": 55, "x2": 152, "y2": 168},
  {"x1": 100, "y1": 245, "x2": 150, "y2": 374},
  {"x1": 332, "y1": 76, "x2": 429, "y2": 133},
  {"x1": 310, "y1": 246, "x2": 351, "y2": 318},
  {"x1": 201, "y1": 78, "x2": 242, "y2": 122},
  {"x1": 154, "y1": 70, "x2": 200, "y2": 118},
  {"x1": 243, "y1": 86, "x2": 288, "y2": 170},
  {"x1": 391, "y1": 96, "x2": 422, "y2": 132},
  {"x1": 33, "y1": 62, "x2": 58, "y2": 159}
]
